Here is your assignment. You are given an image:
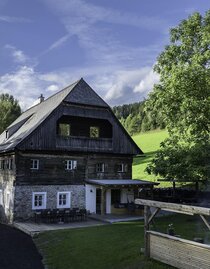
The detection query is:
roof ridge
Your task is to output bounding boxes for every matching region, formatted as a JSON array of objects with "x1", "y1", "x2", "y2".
[{"x1": 22, "y1": 78, "x2": 81, "y2": 114}]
